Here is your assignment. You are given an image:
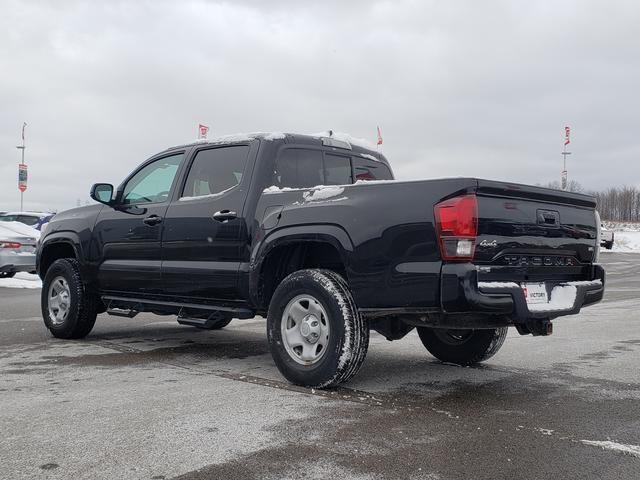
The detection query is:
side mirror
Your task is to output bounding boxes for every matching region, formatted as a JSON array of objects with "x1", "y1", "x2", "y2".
[{"x1": 90, "y1": 183, "x2": 115, "y2": 205}]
